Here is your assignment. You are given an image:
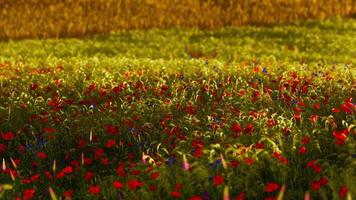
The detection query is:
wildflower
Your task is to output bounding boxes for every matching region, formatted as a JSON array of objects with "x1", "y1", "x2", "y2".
[
  {"x1": 332, "y1": 108, "x2": 340, "y2": 113},
  {"x1": 149, "y1": 185, "x2": 157, "y2": 191},
  {"x1": 63, "y1": 190, "x2": 73, "y2": 199},
  {"x1": 37, "y1": 152, "x2": 47, "y2": 159},
  {"x1": 311, "y1": 181, "x2": 320, "y2": 191},
  {"x1": 230, "y1": 160, "x2": 239, "y2": 168},
  {"x1": 84, "y1": 171, "x2": 94, "y2": 182},
  {"x1": 42, "y1": 127, "x2": 56, "y2": 134},
  {"x1": 213, "y1": 175, "x2": 224, "y2": 186},
  {"x1": 243, "y1": 124, "x2": 254, "y2": 134},
  {"x1": 339, "y1": 185, "x2": 347, "y2": 199},
  {"x1": 1, "y1": 132, "x2": 14, "y2": 141},
  {"x1": 175, "y1": 183, "x2": 183, "y2": 190},
  {"x1": 88, "y1": 185, "x2": 100, "y2": 196},
  {"x1": 231, "y1": 124, "x2": 242, "y2": 133},
  {"x1": 113, "y1": 181, "x2": 124, "y2": 190},
  {"x1": 171, "y1": 191, "x2": 181, "y2": 198},
  {"x1": 194, "y1": 148, "x2": 203, "y2": 158},
  {"x1": 128, "y1": 178, "x2": 143, "y2": 190},
  {"x1": 302, "y1": 136, "x2": 310, "y2": 144},
  {"x1": 309, "y1": 115, "x2": 319, "y2": 123},
  {"x1": 333, "y1": 129, "x2": 349, "y2": 145},
  {"x1": 0, "y1": 143, "x2": 6, "y2": 153},
  {"x1": 298, "y1": 146, "x2": 307, "y2": 154},
  {"x1": 23, "y1": 188, "x2": 35, "y2": 200},
  {"x1": 105, "y1": 139, "x2": 116, "y2": 148},
  {"x1": 244, "y1": 157, "x2": 254, "y2": 165},
  {"x1": 150, "y1": 172, "x2": 159, "y2": 180},
  {"x1": 116, "y1": 163, "x2": 126, "y2": 177},
  {"x1": 318, "y1": 177, "x2": 328, "y2": 186},
  {"x1": 262, "y1": 67, "x2": 268, "y2": 74},
  {"x1": 265, "y1": 182, "x2": 279, "y2": 192},
  {"x1": 189, "y1": 195, "x2": 203, "y2": 200},
  {"x1": 104, "y1": 124, "x2": 119, "y2": 135},
  {"x1": 255, "y1": 142, "x2": 264, "y2": 149}
]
